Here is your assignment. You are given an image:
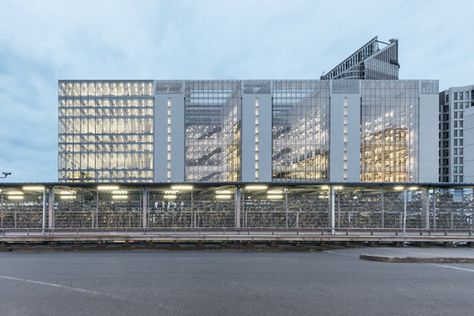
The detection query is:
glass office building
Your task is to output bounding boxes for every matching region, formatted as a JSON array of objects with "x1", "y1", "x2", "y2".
[{"x1": 58, "y1": 79, "x2": 439, "y2": 184}]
